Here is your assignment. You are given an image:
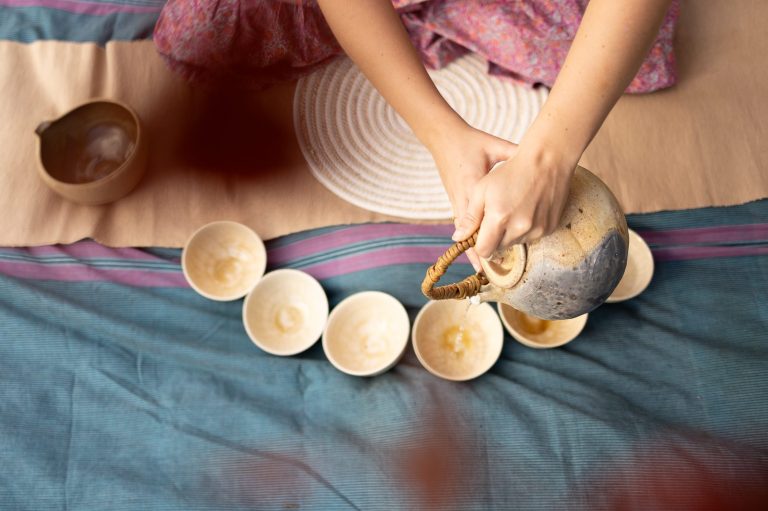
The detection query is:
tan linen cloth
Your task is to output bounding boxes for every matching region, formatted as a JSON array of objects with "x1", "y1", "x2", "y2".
[
  {"x1": 0, "y1": 0, "x2": 766, "y2": 247},
  {"x1": 580, "y1": 0, "x2": 768, "y2": 212}
]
